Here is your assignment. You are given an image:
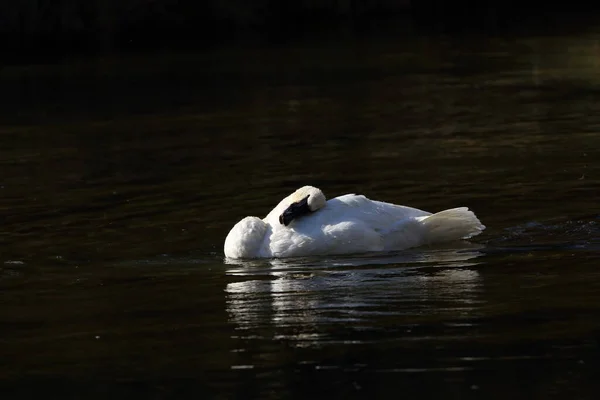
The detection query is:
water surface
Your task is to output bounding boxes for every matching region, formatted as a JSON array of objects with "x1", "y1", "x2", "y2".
[{"x1": 1, "y1": 32, "x2": 600, "y2": 398}]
